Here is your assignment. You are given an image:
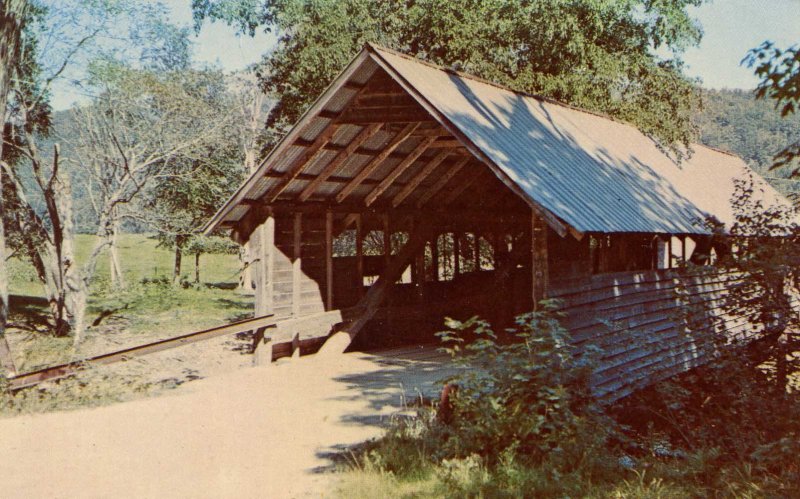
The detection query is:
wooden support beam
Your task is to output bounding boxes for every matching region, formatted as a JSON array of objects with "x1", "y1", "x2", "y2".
[
  {"x1": 259, "y1": 215, "x2": 275, "y2": 316},
  {"x1": 473, "y1": 232, "x2": 481, "y2": 270},
  {"x1": 297, "y1": 123, "x2": 383, "y2": 202},
  {"x1": 454, "y1": 232, "x2": 461, "y2": 276},
  {"x1": 382, "y1": 214, "x2": 391, "y2": 266},
  {"x1": 292, "y1": 213, "x2": 302, "y2": 317},
  {"x1": 317, "y1": 222, "x2": 434, "y2": 355},
  {"x1": 531, "y1": 213, "x2": 549, "y2": 309},
  {"x1": 264, "y1": 125, "x2": 340, "y2": 203},
  {"x1": 415, "y1": 157, "x2": 469, "y2": 208},
  {"x1": 330, "y1": 107, "x2": 433, "y2": 124},
  {"x1": 432, "y1": 234, "x2": 440, "y2": 281},
  {"x1": 325, "y1": 211, "x2": 333, "y2": 310},
  {"x1": 427, "y1": 139, "x2": 463, "y2": 149},
  {"x1": 364, "y1": 136, "x2": 437, "y2": 207},
  {"x1": 356, "y1": 214, "x2": 364, "y2": 294},
  {"x1": 336, "y1": 123, "x2": 420, "y2": 203},
  {"x1": 441, "y1": 169, "x2": 483, "y2": 205},
  {"x1": 391, "y1": 150, "x2": 450, "y2": 208}
]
